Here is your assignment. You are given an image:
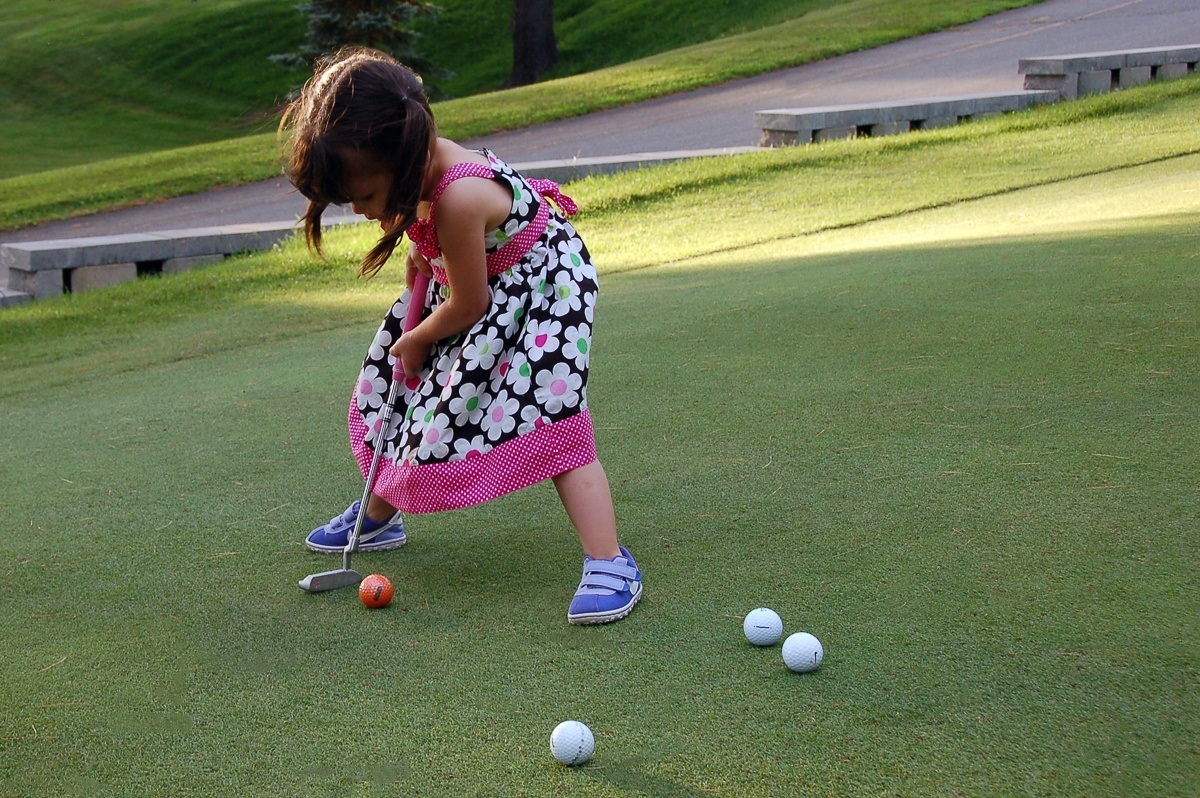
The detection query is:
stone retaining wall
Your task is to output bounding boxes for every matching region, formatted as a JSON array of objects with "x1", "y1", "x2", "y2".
[
  {"x1": 1020, "y1": 45, "x2": 1199, "y2": 99},
  {"x1": 759, "y1": 44, "x2": 1199, "y2": 148},
  {"x1": 756, "y1": 91, "x2": 1057, "y2": 147},
  {"x1": 0, "y1": 222, "x2": 299, "y2": 305}
]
